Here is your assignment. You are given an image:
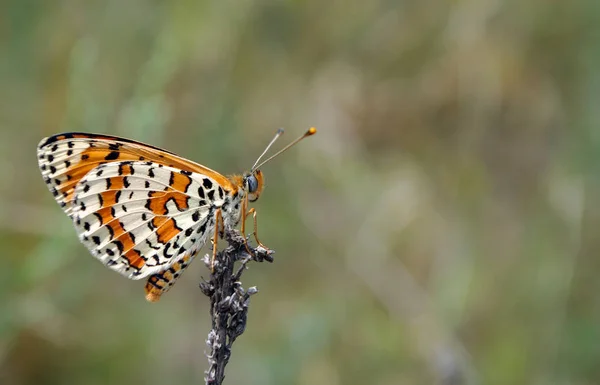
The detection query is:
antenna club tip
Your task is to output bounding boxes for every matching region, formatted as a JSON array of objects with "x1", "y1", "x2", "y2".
[
  {"x1": 306, "y1": 127, "x2": 317, "y2": 136},
  {"x1": 276, "y1": 128, "x2": 285, "y2": 135}
]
